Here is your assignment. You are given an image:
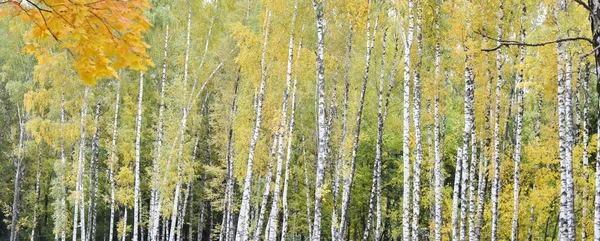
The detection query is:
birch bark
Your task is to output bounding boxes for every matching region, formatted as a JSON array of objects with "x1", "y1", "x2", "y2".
[
  {"x1": 402, "y1": 0, "x2": 415, "y2": 239},
  {"x1": 87, "y1": 100, "x2": 101, "y2": 241},
  {"x1": 510, "y1": 5, "x2": 526, "y2": 241},
  {"x1": 109, "y1": 80, "x2": 121, "y2": 241},
  {"x1": 150, "y1": 25, "x2": 169, "y2": 241},
  {"x1": 133, "y1": 72, "x2": 145, "y2": 241},
  {"x1": 9, "y1": 107, "x2": 25, "y2": 241},
  {"x1": 490, "y1": 4, "x2": 504, "y2": 241},
  {"x1": 411, "y1": 7, "x2": 424, "y2": 240},
  {"x1": 235, "y1": 10, "x2": 271, "y2": 241},
  {"x1": 363, "y1": 28, "x2": 388, "y2": 241},
  {"x1": 311, "y1": 1, "x2": 328, "y2": 240},
  {"x1": 73, "y1": 87, "x2": 89, "y2": 241},
  {"x1": 339, "y1": 7, "x2": 377, "y2": 241}
]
